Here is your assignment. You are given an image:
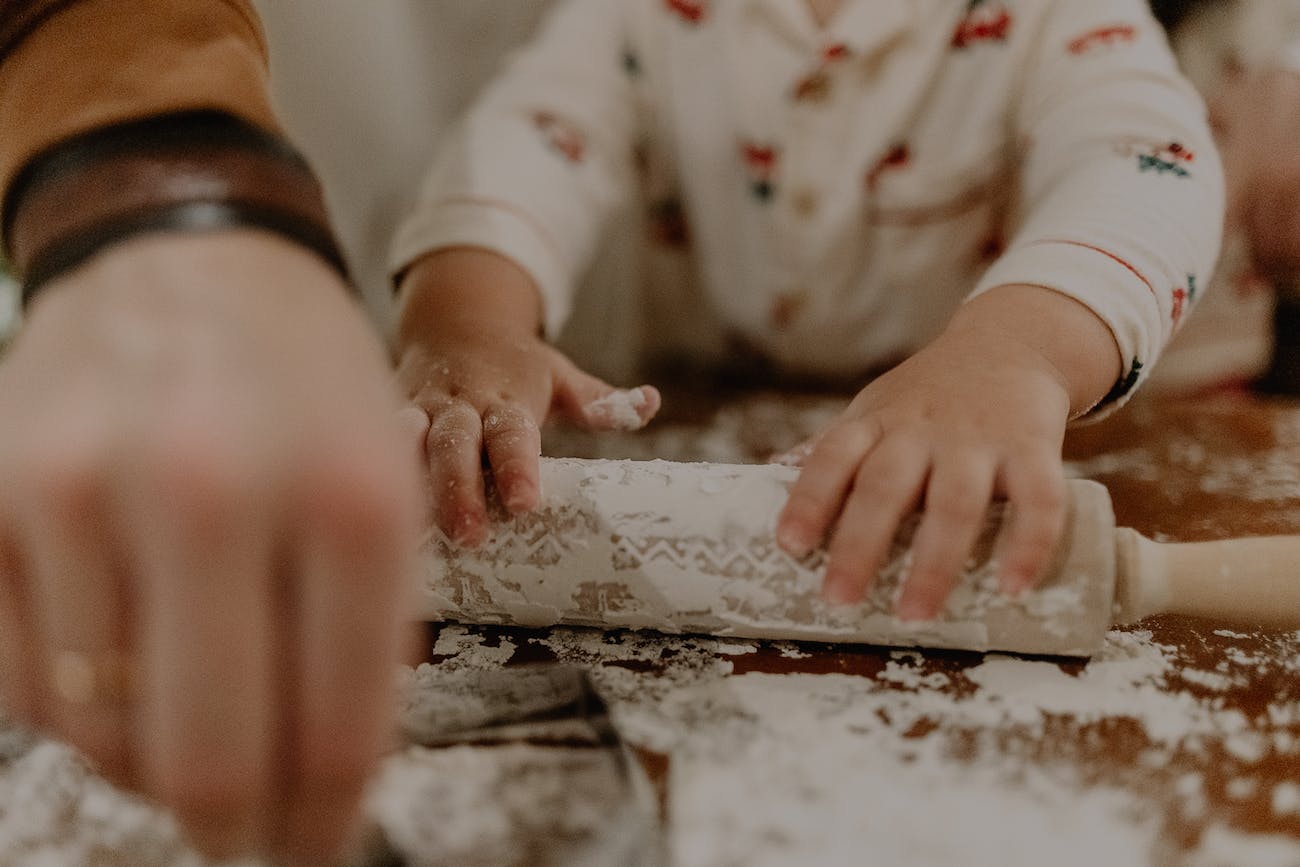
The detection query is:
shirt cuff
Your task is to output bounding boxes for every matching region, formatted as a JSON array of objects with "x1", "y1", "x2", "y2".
[
  {"x1": 969, "y1": 239, "x2": 1161, "y2": 419},
  {"x1": 389, "y1": 197, "x2": 572, "y2": 340}
]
